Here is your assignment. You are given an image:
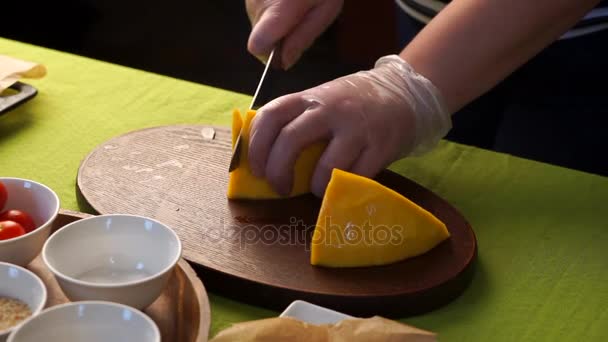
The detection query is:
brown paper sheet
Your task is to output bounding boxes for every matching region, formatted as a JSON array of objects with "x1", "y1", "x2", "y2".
[
  {"x1": 0, "y1": 55, "x2": 46, "y2": 92},
  {"x1": 210, "y1": 316, "x2": 437, "y2": 342}
]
